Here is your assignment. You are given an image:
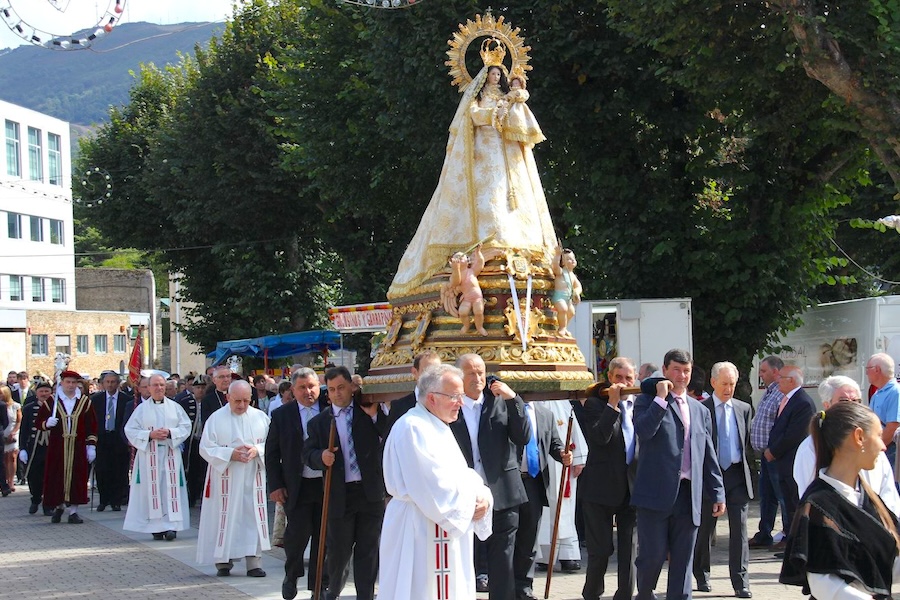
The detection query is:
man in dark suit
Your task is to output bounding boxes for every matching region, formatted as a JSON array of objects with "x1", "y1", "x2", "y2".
[
  {"x1": 90, "y1": 370, "x2": 133, "y2": 511},
  {"x1": 384, "y1": 350, "x2": 441, "y2": 440},
  {"x1": 303, "y1": 366, "x2": 387, "y2": 600},
  {"x1": 201, "y1": 366, "x2": 232, "y2": 429},
  {"x1": 20, "y1": 381, "x2": 52, "y2": 512},
  {"x1": 632, "y1": 349, "x2": 725, "y2": 600},
  {"x1": 121, "y1": 376, "x2": 149, "y2": 441},
  {"x1": 513, "y1": 400, "x2": 571, "y2": 599},
  {"x1": 267, "y1": 367, "x2": 329, "y2": 600},
  {"x1": 764, "y1": 365, "x2": 815, "y2": 538},
  {"x1": 175, "y1": 376, "x2": 208, "y2": 508},
  {"x1": 693, "y1": 362, "x2": 754, "y2": 598},
  {"x1": 449, "y1": 353, "x2": 532, "y2": 600},
  {"x1": 574, "y1": 357, "x2": 639, "y2": 600}
]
